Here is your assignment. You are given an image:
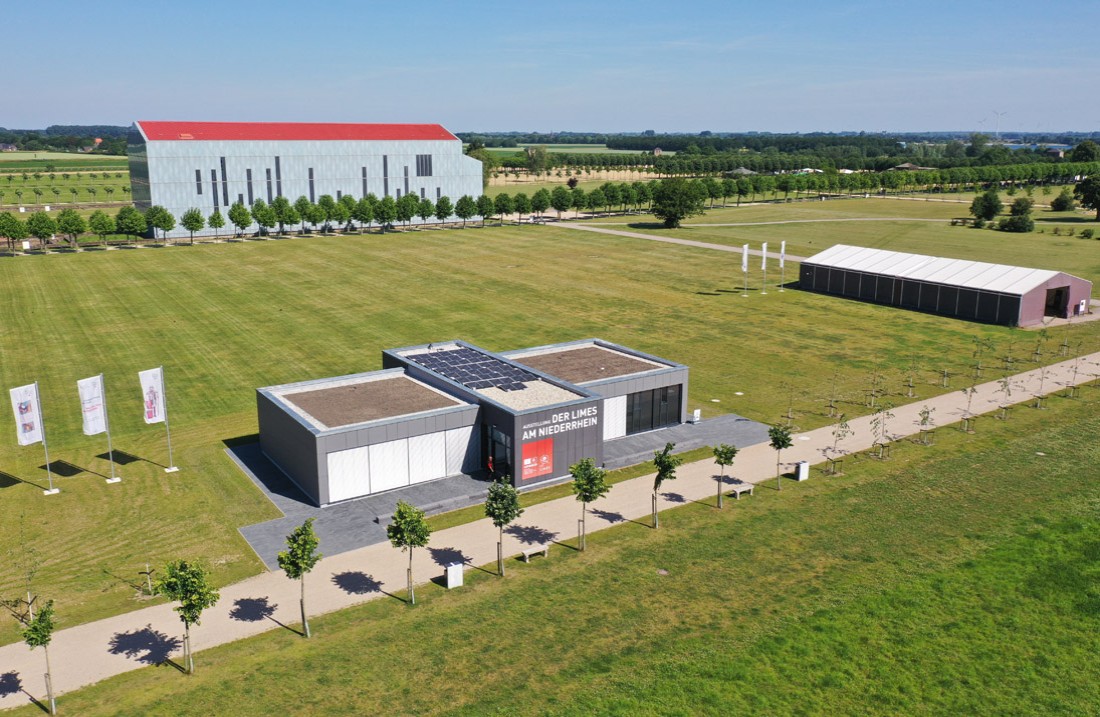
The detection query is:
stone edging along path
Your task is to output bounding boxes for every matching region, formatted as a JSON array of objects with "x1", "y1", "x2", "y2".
[{"x1": 1, "y1": 352, "x2": 1098, "y2": 710}]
